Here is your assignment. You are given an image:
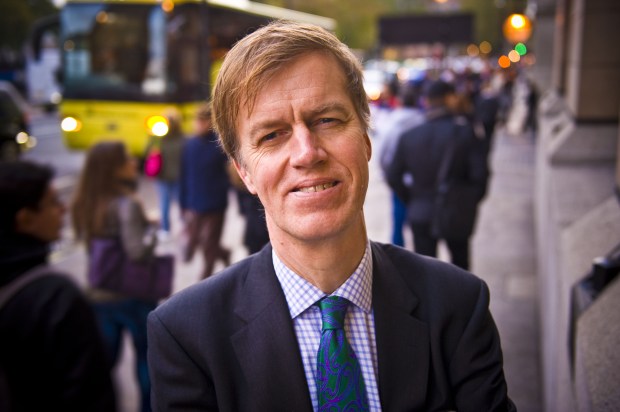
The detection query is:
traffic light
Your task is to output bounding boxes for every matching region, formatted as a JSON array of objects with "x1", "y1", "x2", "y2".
[
  {"x1": 515, "y1": 42, "x2": 528, "y2": 55},
  {"x1": 503, "y1": 13, "x2": 532, "y2": 44}
]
